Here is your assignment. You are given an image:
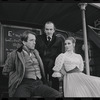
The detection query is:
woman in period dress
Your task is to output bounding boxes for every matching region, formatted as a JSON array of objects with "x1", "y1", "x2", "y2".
[{"x1": 52, "y1": 37, "x2": 100, "y2": 97}]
